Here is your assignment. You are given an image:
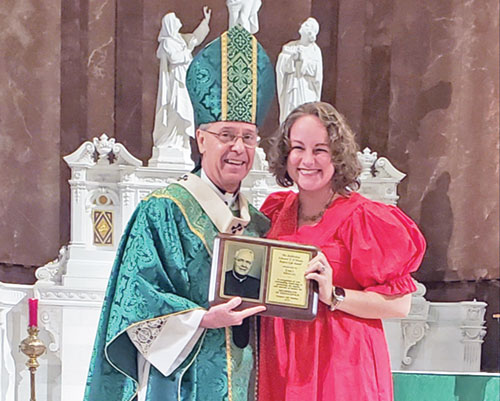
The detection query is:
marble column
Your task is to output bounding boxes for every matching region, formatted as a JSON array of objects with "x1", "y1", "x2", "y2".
[
  {"x1": 0, "y1": 1, "x2": 62, "y2": 267},
  {"x1": 60, "y1": 0, "x2": 117, "y2": 257},
  {"x1": 388, "y1": 0, "x2": 499, "y2": 282},
  {"x1": 335, "y1": 0, "x2": 499, "y2": 282}
]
